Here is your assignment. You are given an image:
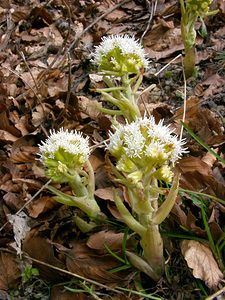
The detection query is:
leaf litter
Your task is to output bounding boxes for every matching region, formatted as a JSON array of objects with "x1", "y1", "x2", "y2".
[{"x1": 0, "y1": 0, "x2": 225, "y2": 299}]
